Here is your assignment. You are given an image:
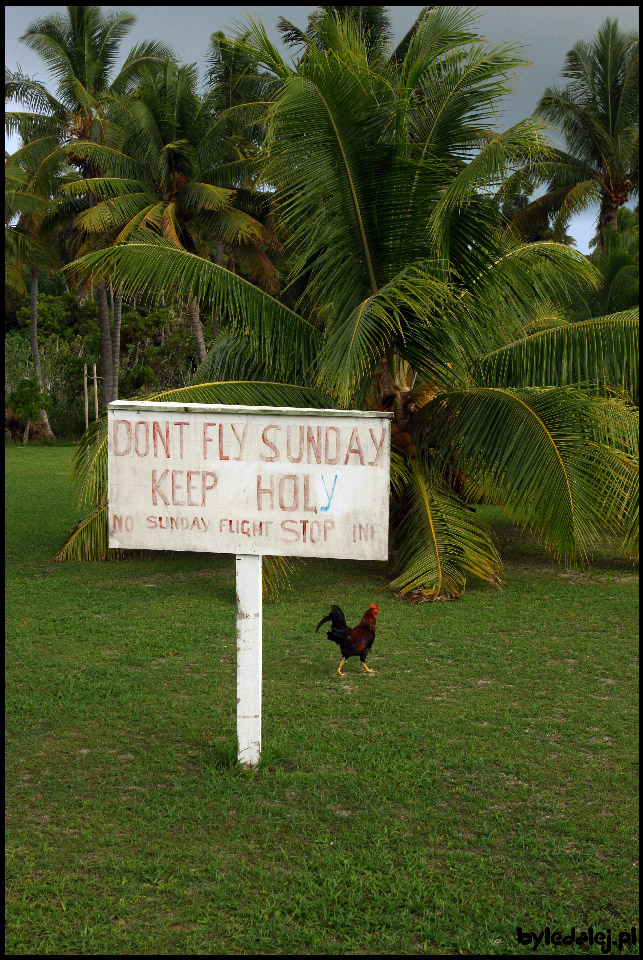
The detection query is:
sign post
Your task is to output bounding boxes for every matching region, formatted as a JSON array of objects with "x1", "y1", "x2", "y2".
[
  {"x1": 235, "y1": 553, "x2": 262, "y2": 767},
  {"x1": 107, "y1": 401, "x2": 392, "y2": 767}
]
